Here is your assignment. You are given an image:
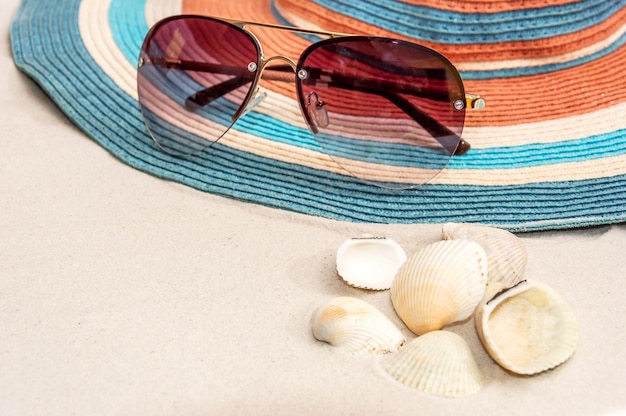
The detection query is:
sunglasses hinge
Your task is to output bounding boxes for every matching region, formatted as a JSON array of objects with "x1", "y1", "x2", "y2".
[{"x1": 465, "y1": 94, "x2": 486, "y2": 110}]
